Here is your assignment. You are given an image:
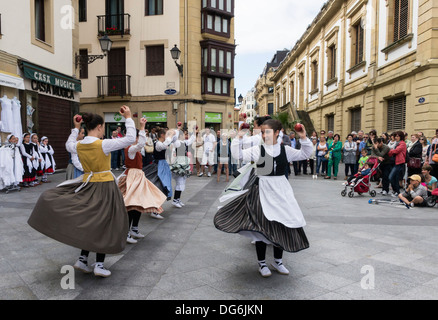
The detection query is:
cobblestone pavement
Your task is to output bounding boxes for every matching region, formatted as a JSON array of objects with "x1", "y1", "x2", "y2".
[{"x1": 1, "y1": 167, "x2": 438, "y2": 300}]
